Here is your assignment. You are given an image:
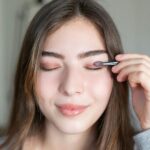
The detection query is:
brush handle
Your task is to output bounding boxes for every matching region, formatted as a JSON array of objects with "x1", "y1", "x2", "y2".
[{"x1": 102, "y1": 61, "x2": 118, "y2": 66}]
